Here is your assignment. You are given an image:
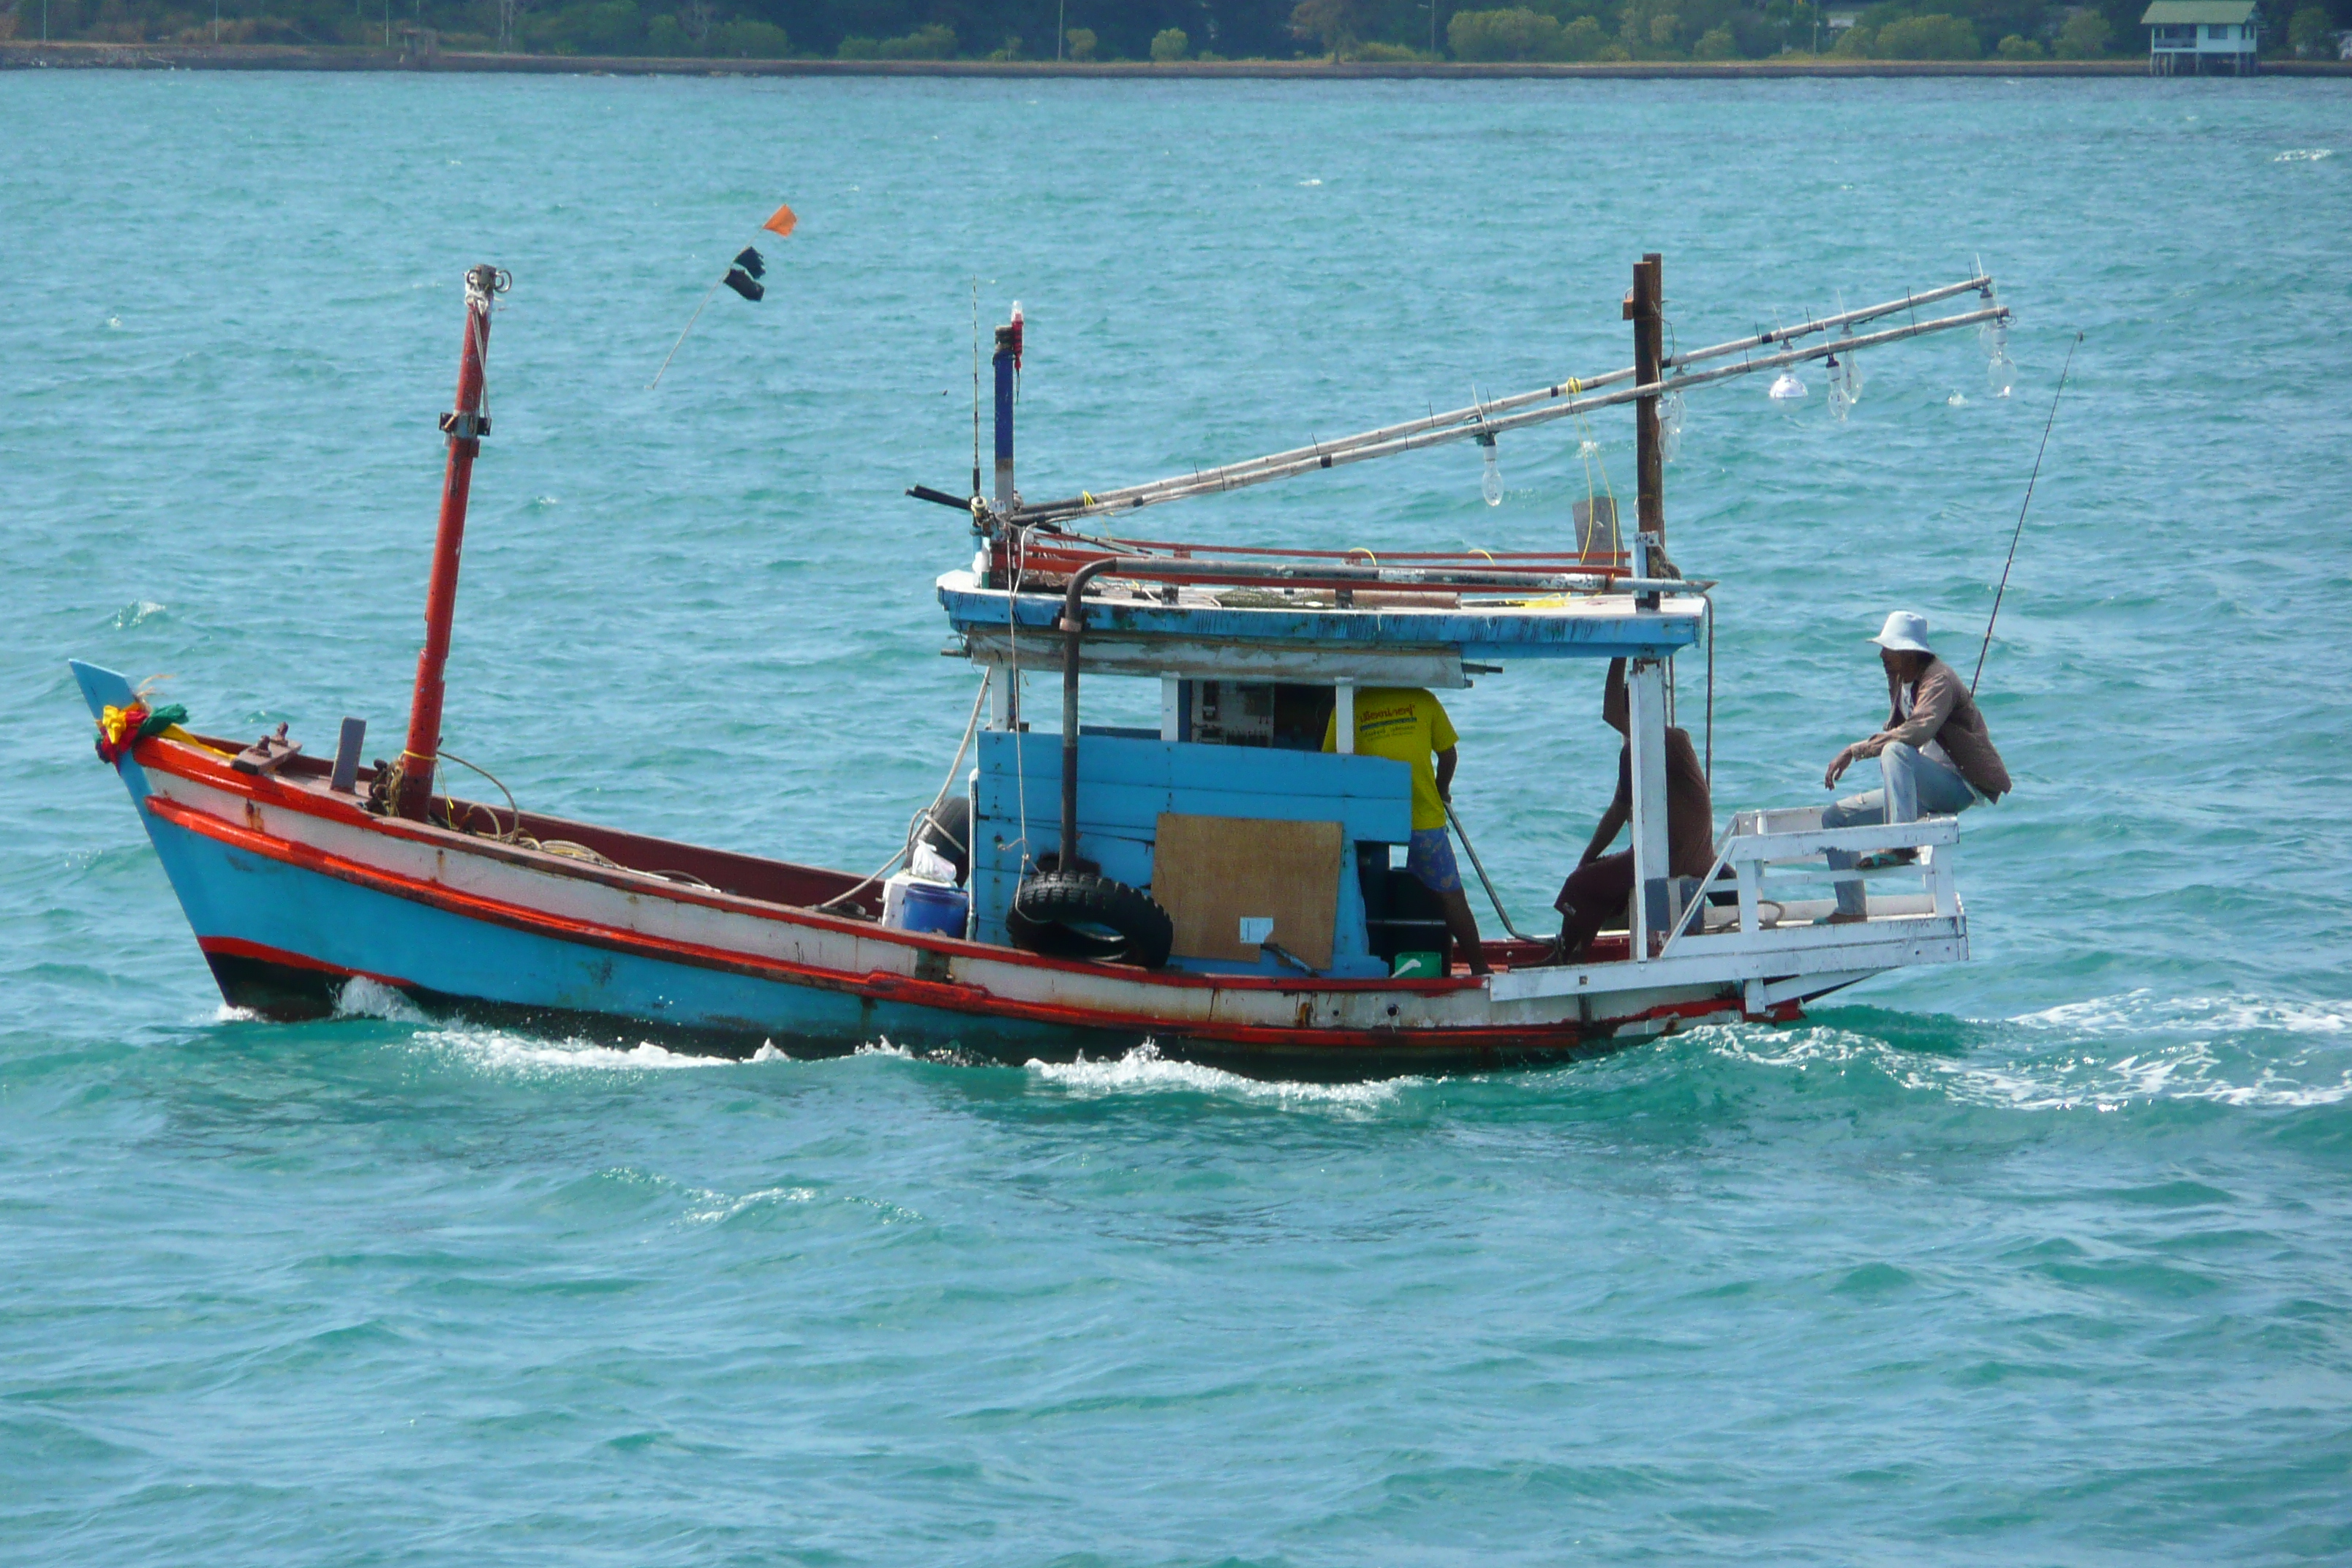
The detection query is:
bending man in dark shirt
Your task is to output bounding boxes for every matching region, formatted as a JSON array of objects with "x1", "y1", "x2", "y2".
[{"x1": 1553, "y1": 659, "x2": 1715, "y2": 962}]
